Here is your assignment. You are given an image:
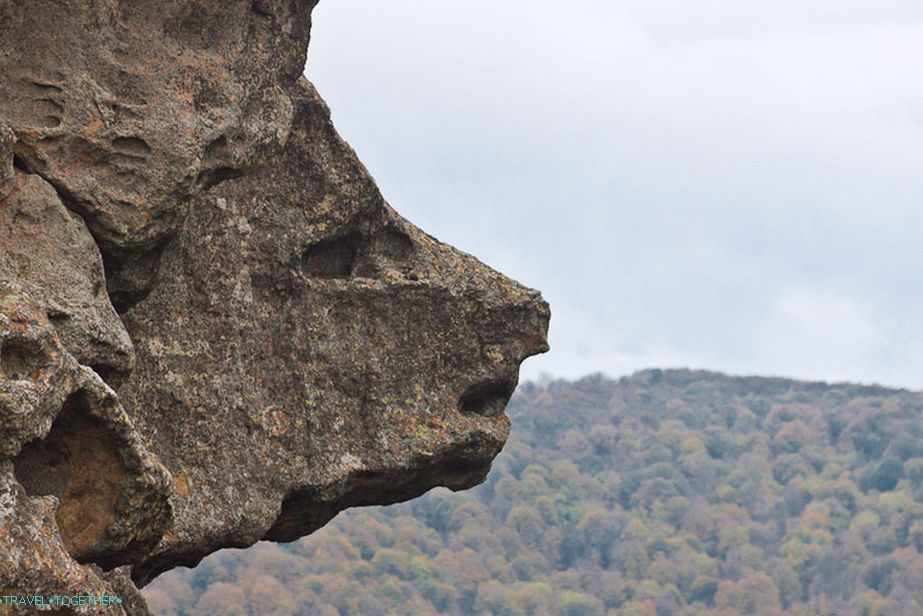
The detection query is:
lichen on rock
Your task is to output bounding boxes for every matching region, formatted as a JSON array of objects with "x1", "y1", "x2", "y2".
[{"x1": 0, "y1": 1, "x2": 549, "y2": 613}]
